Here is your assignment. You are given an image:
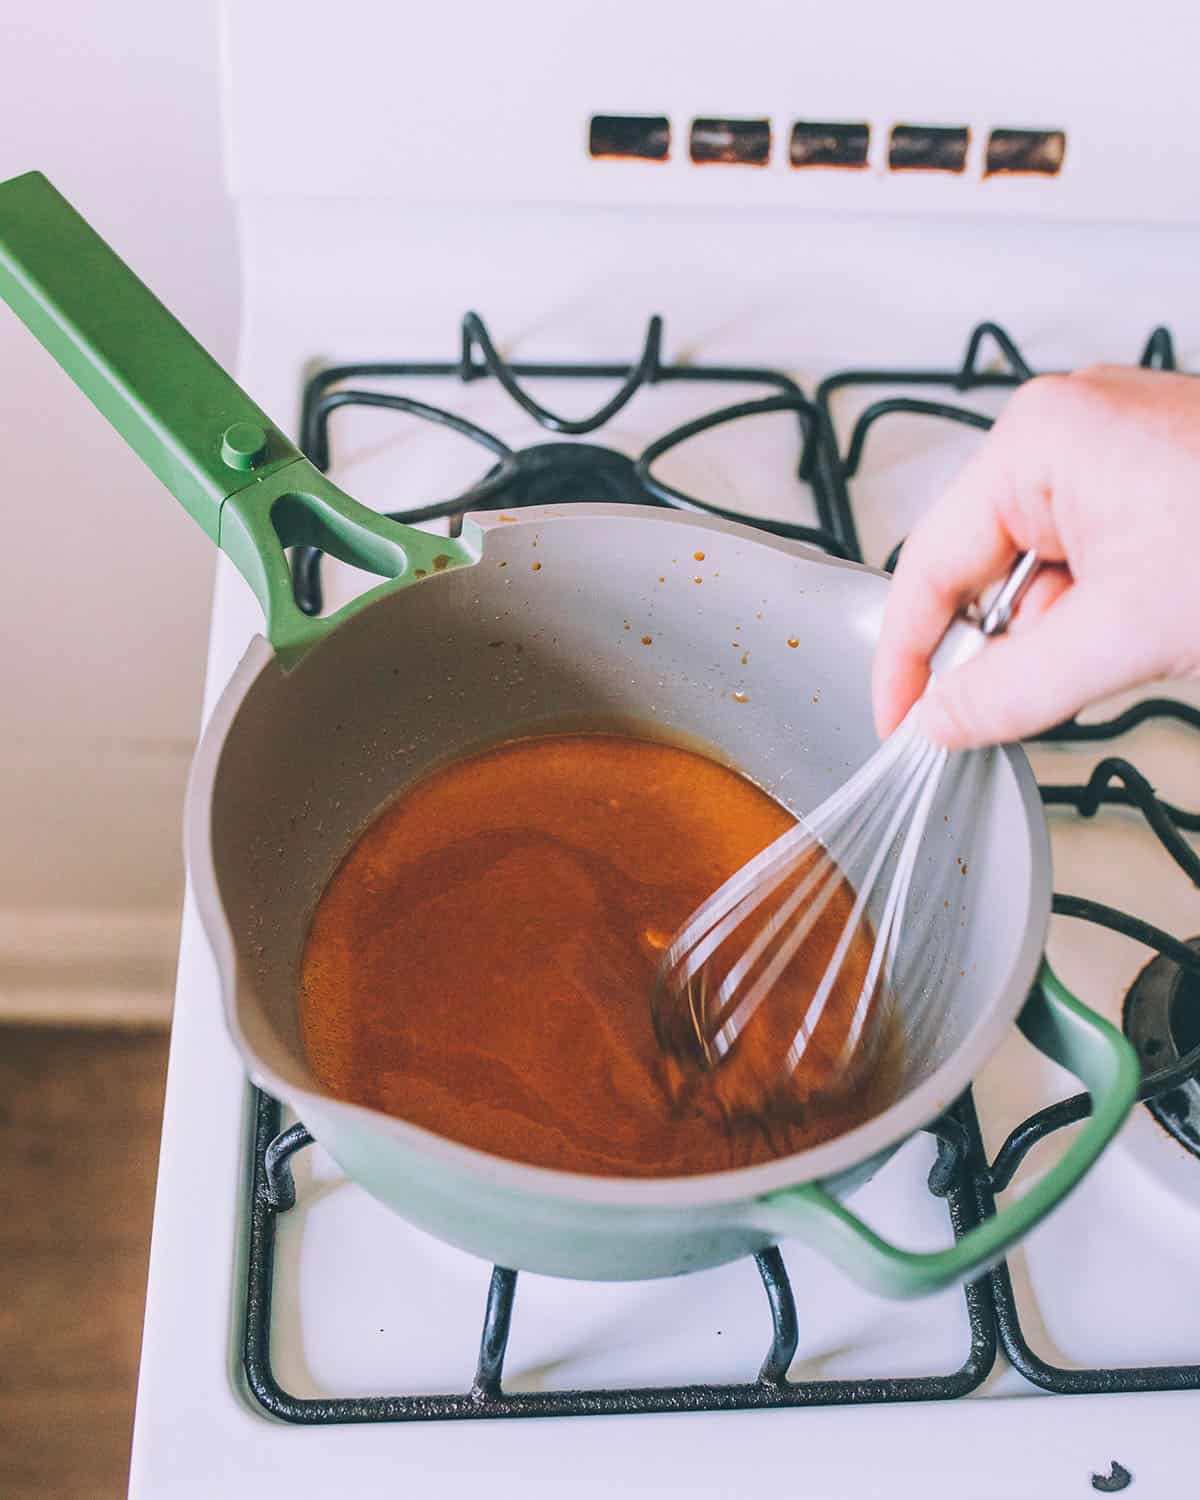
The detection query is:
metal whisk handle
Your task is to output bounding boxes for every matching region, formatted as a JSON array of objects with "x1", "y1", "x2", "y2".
[
  {"x1": 979, "y1": 551, "x2": 1040, "y2": 636},
  {"x1": 930, "y1": 551, "x2": 1041, "y2": 676}
]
